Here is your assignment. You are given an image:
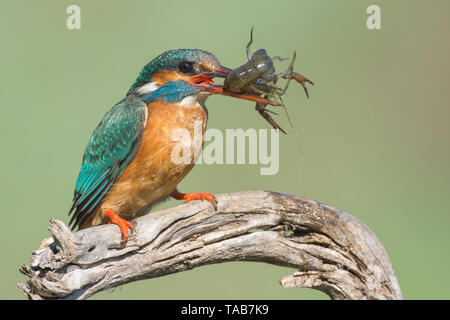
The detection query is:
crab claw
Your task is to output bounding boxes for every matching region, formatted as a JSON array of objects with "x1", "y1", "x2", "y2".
[
  {"x1": 256, "y1": 102, "x2": 287, "y2": 135},
  {"x1": 291, "y1": 72, "x2": 314, "y2": 99}
]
